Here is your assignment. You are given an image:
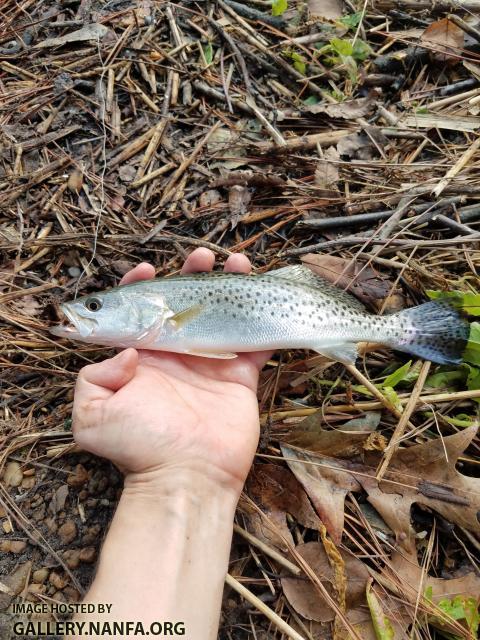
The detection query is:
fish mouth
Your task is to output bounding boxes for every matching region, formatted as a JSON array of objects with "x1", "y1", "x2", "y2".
[{"x1": 50, "y1": 304, "x2": 96, "y2": 339}]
